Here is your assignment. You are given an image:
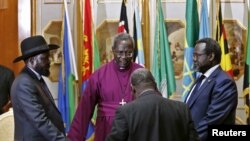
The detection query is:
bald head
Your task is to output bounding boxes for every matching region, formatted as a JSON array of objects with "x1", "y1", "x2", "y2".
[{"x1": 131, "y1": 68, "x2": 157, "y2": 97}]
